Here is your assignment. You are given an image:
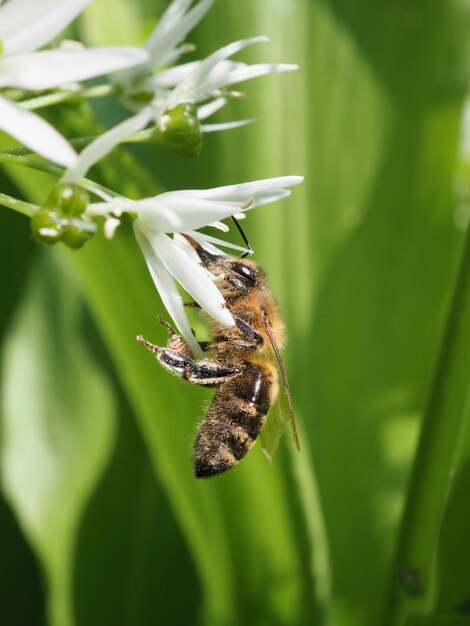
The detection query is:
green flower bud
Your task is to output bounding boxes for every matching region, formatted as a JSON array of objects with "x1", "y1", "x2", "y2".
[
  {"x1": 44, "y1": 183, "x2": 89, "y2": 217},
  {"x1": 61, "y1": 217, "x2": 97, "y2": 250},
  {"x1": 30, "y1": 209, "x2": 63, "y2": 245},
  {"x1": 154, "y1": 103, "x2": 202, "y2": 158},
  {"x1": 32, "y1": 185, "x2": 95, "y2": 249}
]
